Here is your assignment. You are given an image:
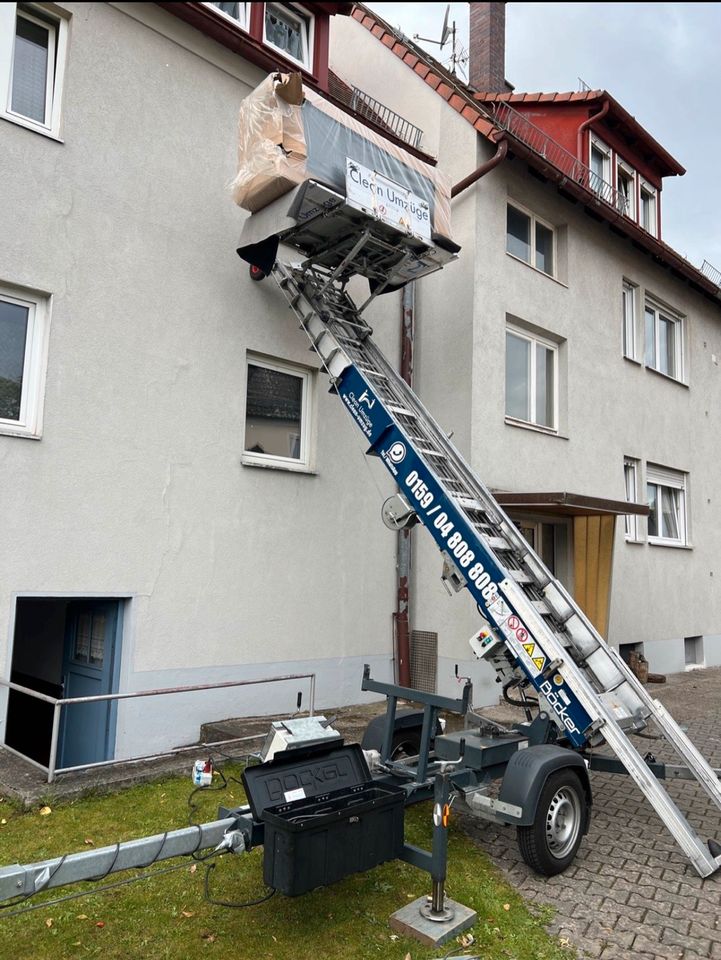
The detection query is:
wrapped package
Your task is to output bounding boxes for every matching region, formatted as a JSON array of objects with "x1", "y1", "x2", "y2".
[{"x1": 231, "y1": 72, "x2": 453, "y2": 242}]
